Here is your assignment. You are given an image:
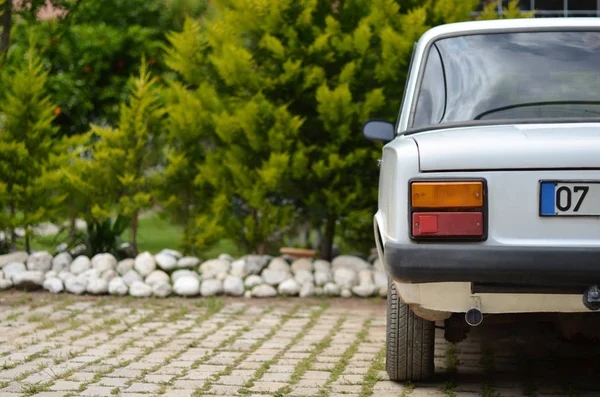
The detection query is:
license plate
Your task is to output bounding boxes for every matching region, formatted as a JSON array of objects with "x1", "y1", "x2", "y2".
[{"x1": 540, "y1": 181, "x2": 600, "y2": 216}]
